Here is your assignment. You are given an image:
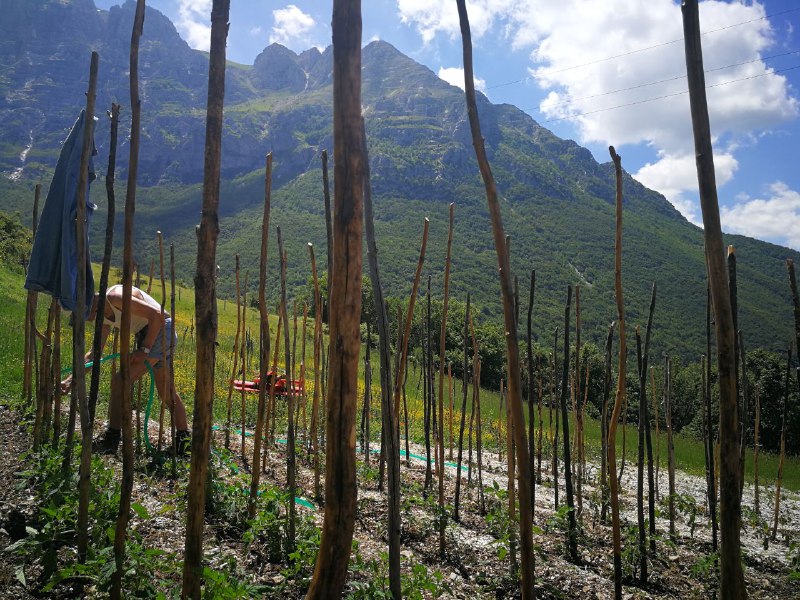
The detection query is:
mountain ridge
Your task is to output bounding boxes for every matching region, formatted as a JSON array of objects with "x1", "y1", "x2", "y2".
[{"x1": 0, "y1": 0, "x2": 797, "y2": 362}]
